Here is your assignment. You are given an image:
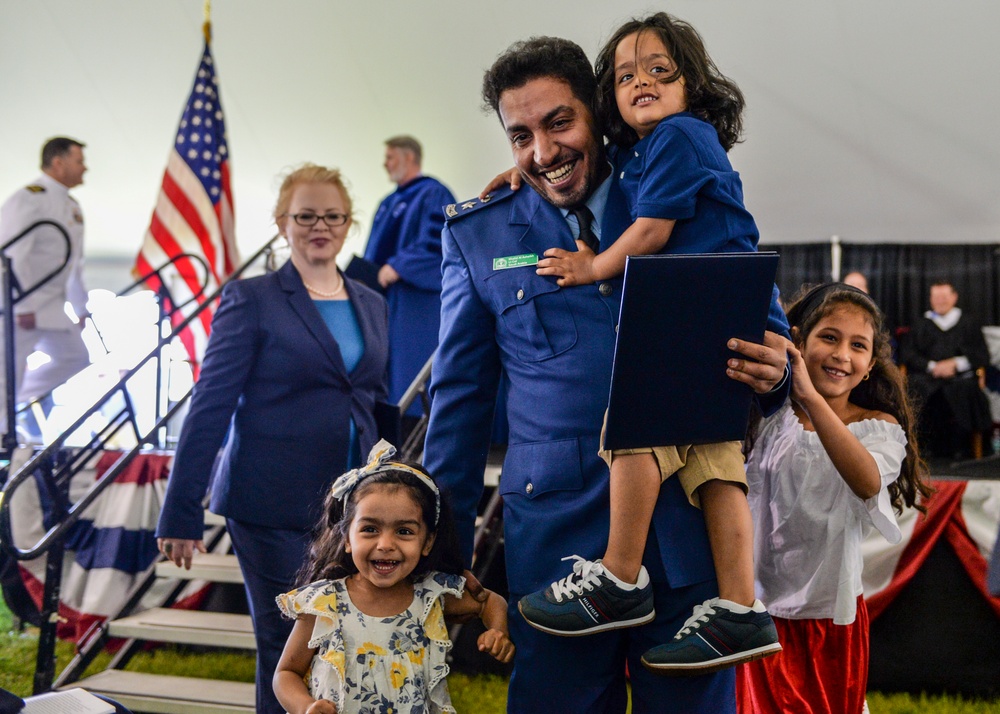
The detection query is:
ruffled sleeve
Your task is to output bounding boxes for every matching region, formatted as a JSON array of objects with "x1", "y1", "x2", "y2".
[
  {"x1": 853, "y1": 418, "x2": 907, "y2": 545},
  {"x1": 275, "y1": 580, "x2": 348, "y2": 690},
  {"x1": 414, "y1": 571, "x2": 465, "y2": 713}
]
